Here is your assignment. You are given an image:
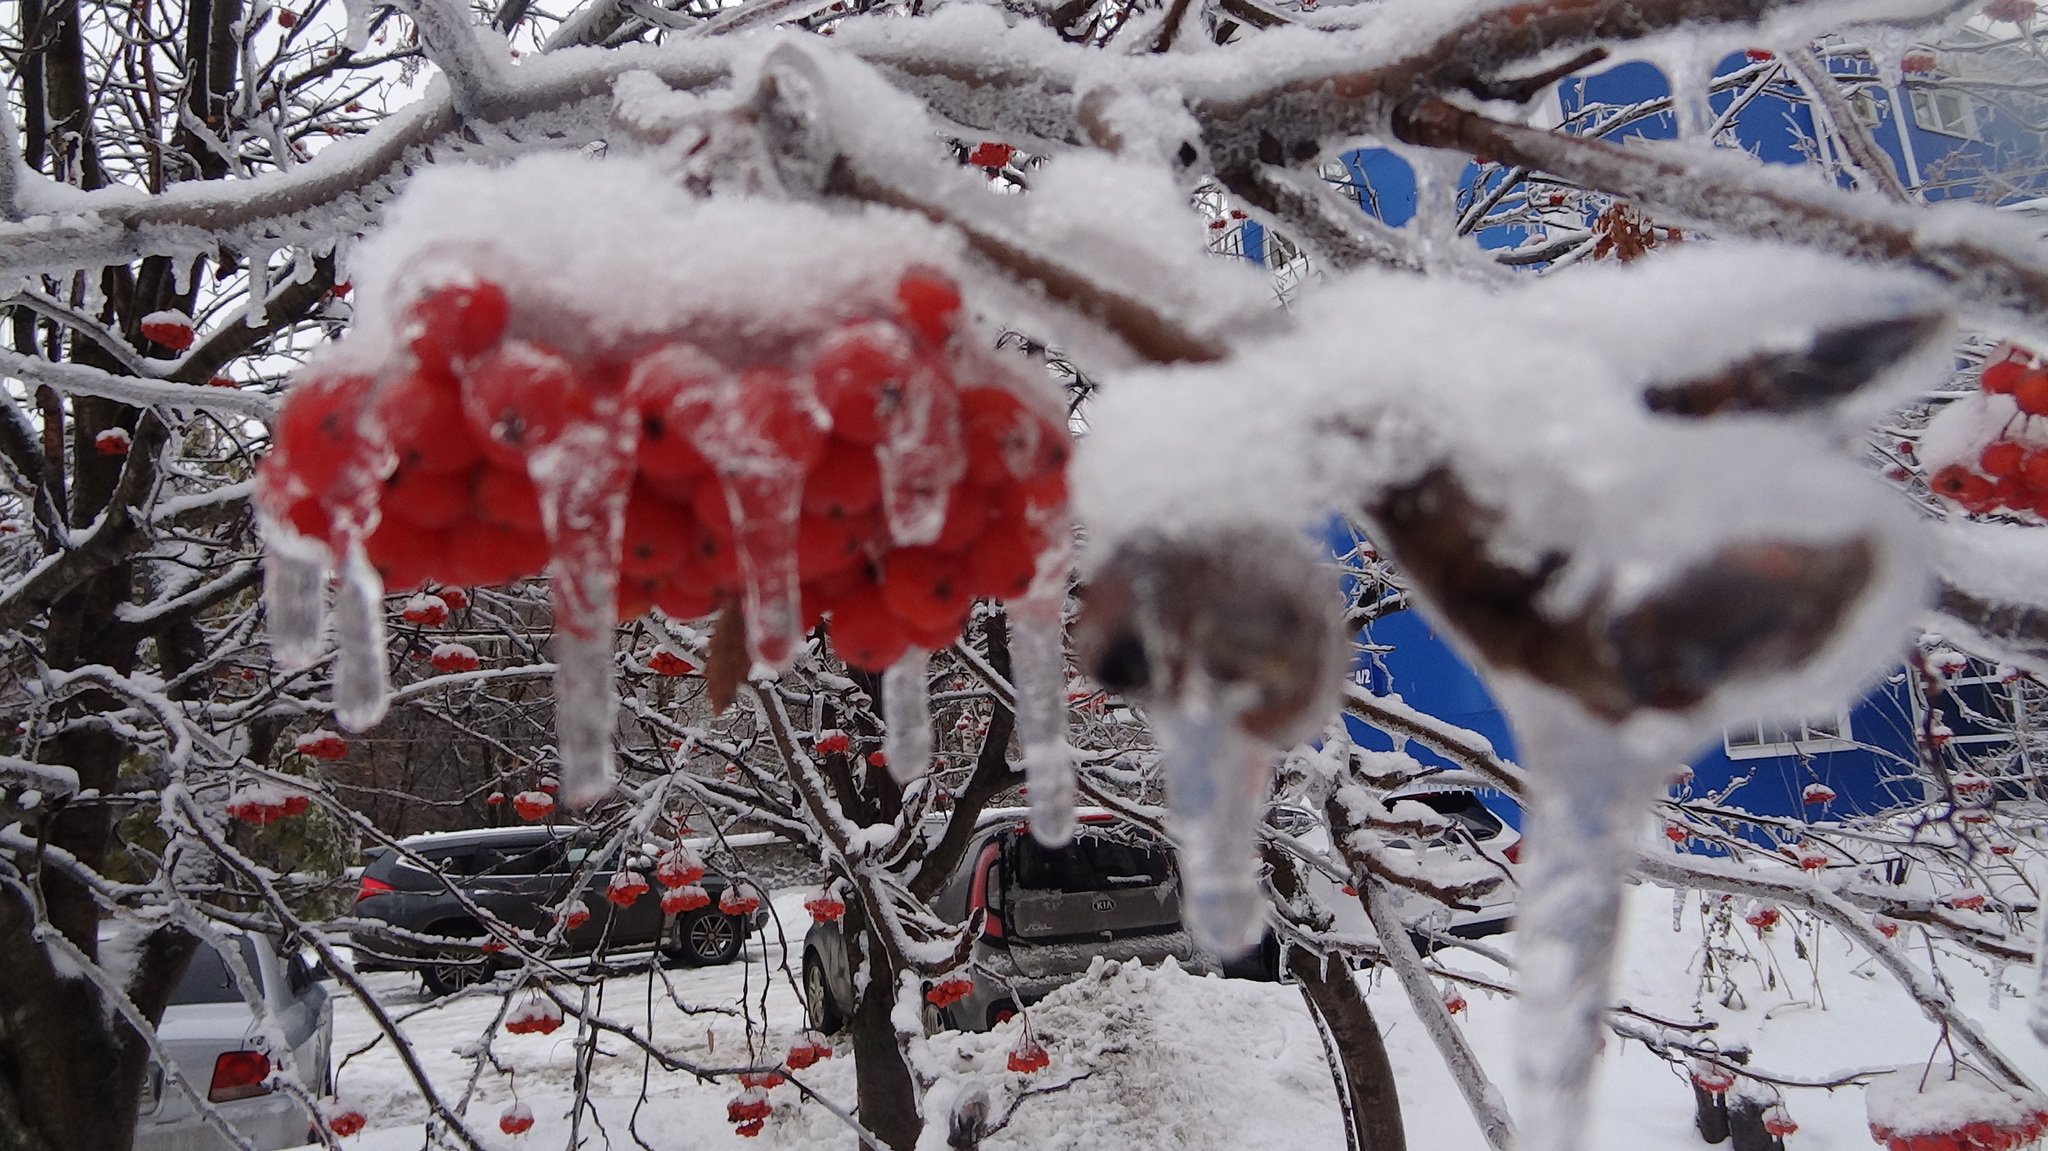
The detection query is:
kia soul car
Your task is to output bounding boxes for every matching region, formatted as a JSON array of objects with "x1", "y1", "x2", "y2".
[
  {"x1": 804, "y1": 809, "x2": 1218, "y2": 1034},
  {"x1": 134, "y1": 932, "x2": 332, "y2": 1151},
  {"x1": 350, "y1": 825, "x2": 766, "y2": 995}
]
